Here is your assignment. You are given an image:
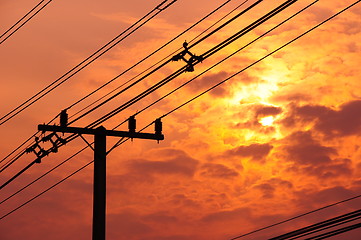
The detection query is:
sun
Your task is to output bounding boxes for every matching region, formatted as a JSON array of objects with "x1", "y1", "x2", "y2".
[{"x1": 259, "y1": 116, "x2": 274, "y2": 126}]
